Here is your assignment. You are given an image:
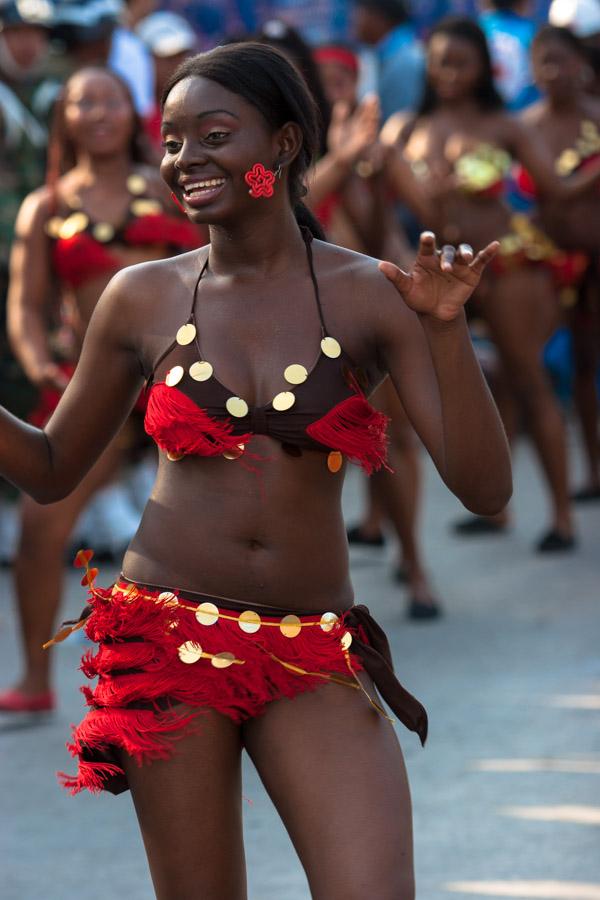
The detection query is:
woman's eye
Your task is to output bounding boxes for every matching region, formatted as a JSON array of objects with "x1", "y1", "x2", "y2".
[
  {"x1": 161, "y1": 140, "x2": 182, "y2": 153},
  {"x1": 204, "y1": 131, "x2": 229, "y2": 143}
]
